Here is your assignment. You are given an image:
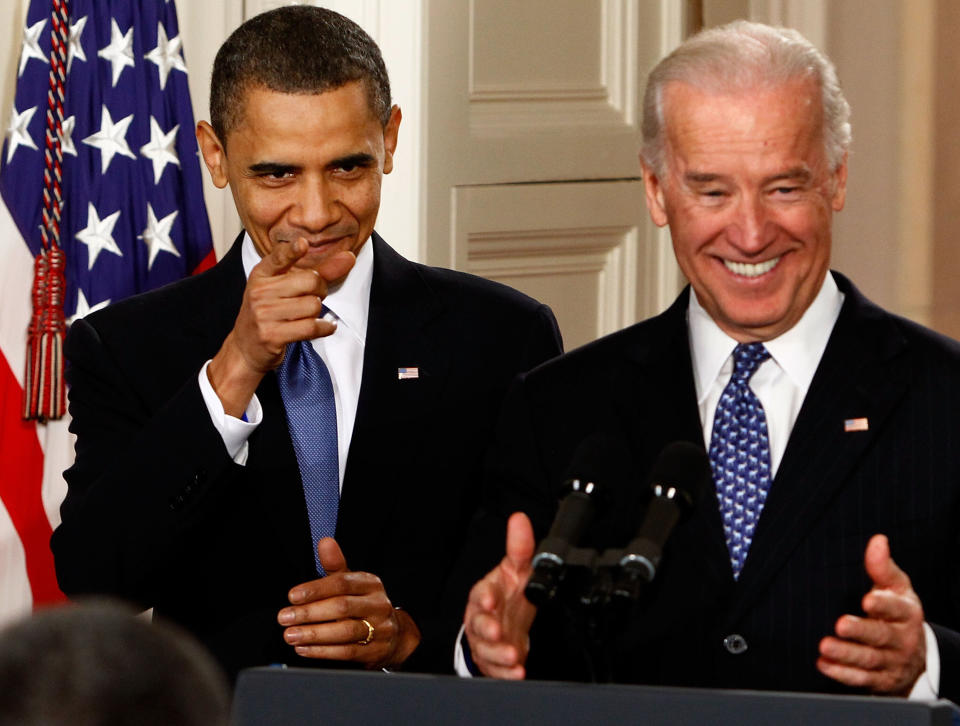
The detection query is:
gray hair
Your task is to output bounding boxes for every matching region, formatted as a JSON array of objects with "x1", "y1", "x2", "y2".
[{"x1": 641, "y1": 20, "x2": 851, "y2": 177}]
